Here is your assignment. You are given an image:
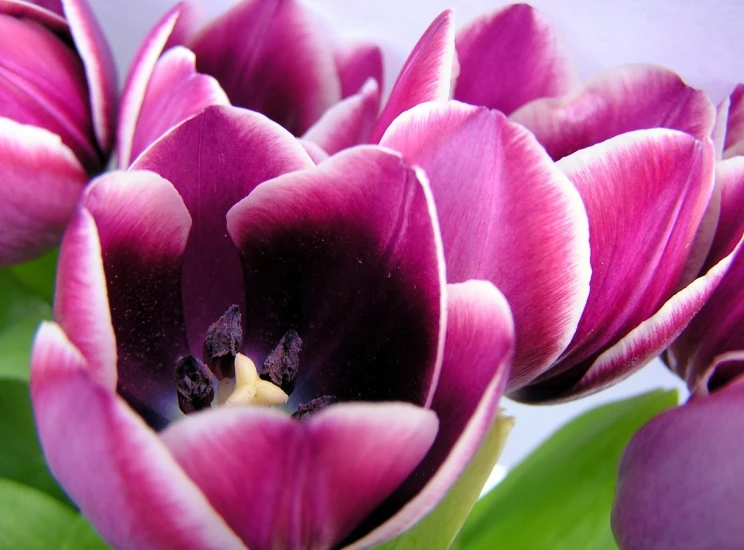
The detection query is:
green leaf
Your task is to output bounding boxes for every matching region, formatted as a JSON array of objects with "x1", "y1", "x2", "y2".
[
  {"x1": 60, "y1": 515, "x2": 111, "y2": 550},
  {"x1": 374, "y1": 414, "x2": 514, "y2": 550},
  {"x1": 0, "y1": 479, "x2": 77, "y2": 550},
  {"x1": 0, "y1": 303, "x2": 51, "y2": 381},
  {"x1": 454, "y1": 389, "x2": 678, "y2": 550},
  {"x1": 5, "y1": 248, "x2": 58, "y2": 304}
]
